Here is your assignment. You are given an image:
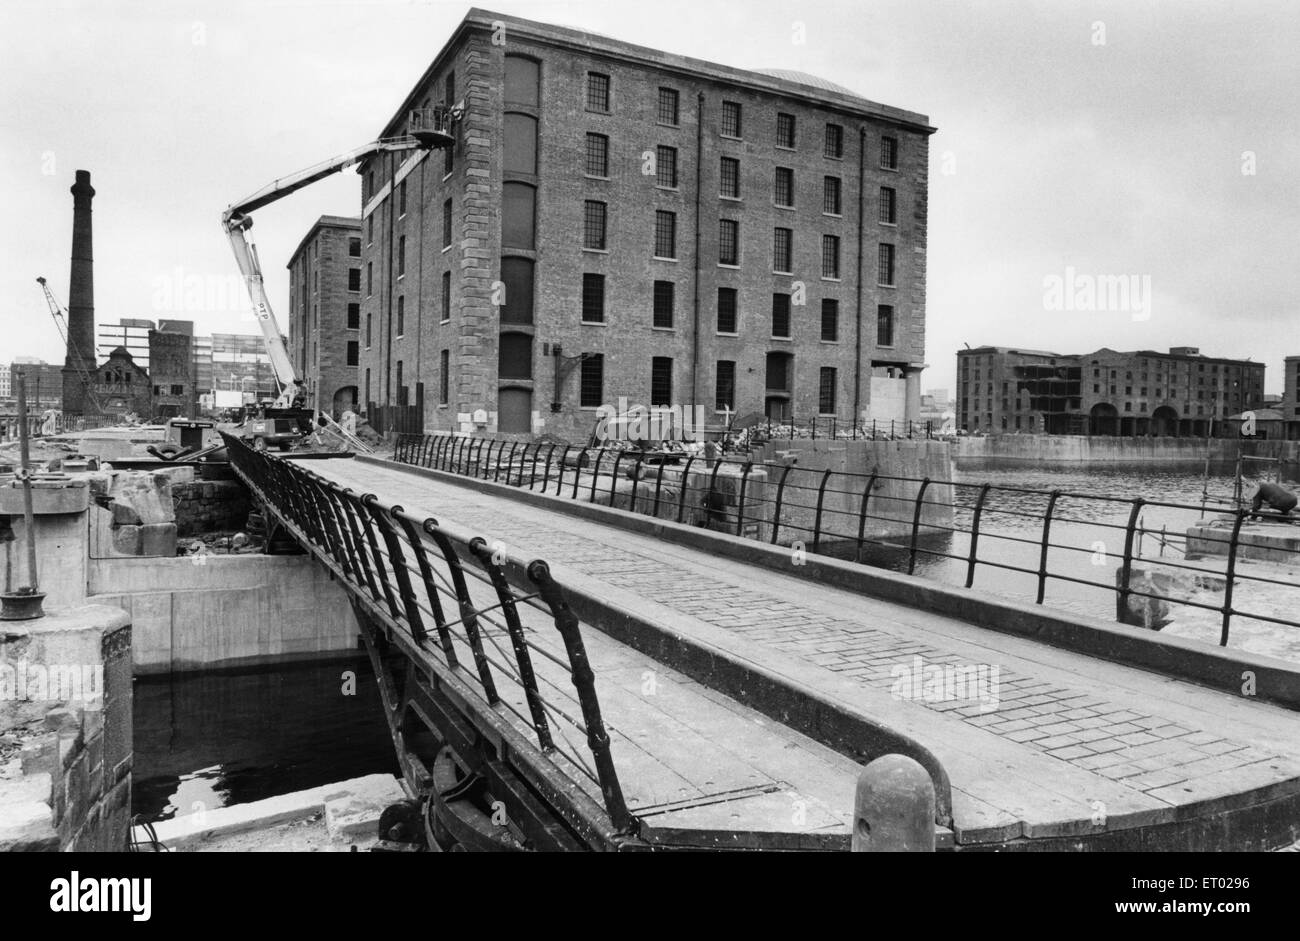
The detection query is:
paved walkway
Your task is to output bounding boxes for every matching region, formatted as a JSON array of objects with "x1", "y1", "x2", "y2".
[{"x1": 294, "y1": 456, "x2": 1300, "y2": 845}]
